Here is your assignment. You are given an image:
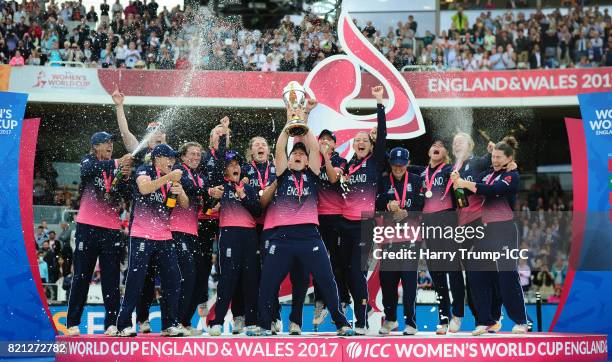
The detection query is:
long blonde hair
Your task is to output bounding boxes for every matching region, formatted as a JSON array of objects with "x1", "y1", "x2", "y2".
[{"x1": 453, "y1": 132, "x2": 475, "y2": 162}]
